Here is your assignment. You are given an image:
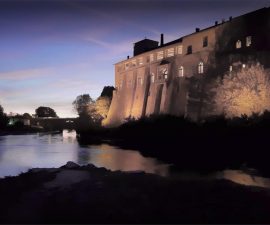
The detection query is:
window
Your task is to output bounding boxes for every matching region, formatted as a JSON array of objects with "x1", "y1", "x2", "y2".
[
  {"x1": 177, "y1": 45, "x2": 183, "y2": 54},
  {"x1": 161, "y1": 68, "x2": 168, "y2": 79},
  {"x1": 178, "y1": 66, "x2": 184, "y2": 77},
  {"x1": 131, "y1": 60, "x2": 136, "y2": 67},
  {"x1": 138, "y1": 57, "x2": 143, "y2": 65},
  {"x1": 187, "y1": 45, "x2": 192, "y2": 54},
  {"x1": 137, "y1": 77, "x2": 143, "y2": 86},
  {"x1": 157, "y1": 51, "x2": 164, "y2": 60},
  {"x1": 125, "y1": 62, "x2": 129, "y2": 70},
  {"x1": 203, "y1": 36, "x2": 208, "y2": 47},
  {"x1": 198, "y1": 62, "x2": 204, "y2": 74},
  {"x1": 167, "y1": 48, "x2": 174, "y2": 57},
  {"x1": 150, "y1": 54, "x2": 154, "y2": 62},
  {"x1": 151, "y1": 73, "x2": 155, "y2": 83},
  {"x1": 242, "y1": 64, "x2": 246, "y2": 68},
  {"x1": 229, "y1": 65, "x2": 233, "y2": 72},
  {"x1": 119, "y1": 79, "x2": 123, "y2": 89},
  {"x1": 236, "y1": 40, "x2": 242, "y2": 49},
  {"x1": 246, "y1": 36, "x2": 252, "y2": 47},
  {"x1": 146, "y1": 56, "x2": 150, "y2": 63}
]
